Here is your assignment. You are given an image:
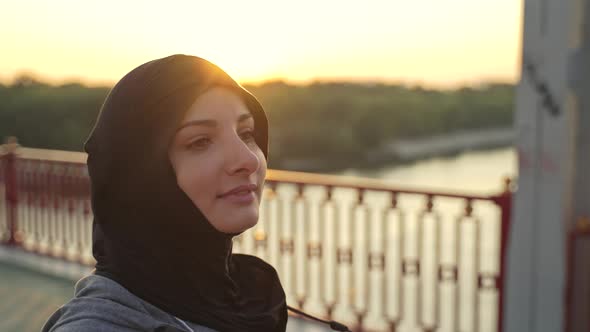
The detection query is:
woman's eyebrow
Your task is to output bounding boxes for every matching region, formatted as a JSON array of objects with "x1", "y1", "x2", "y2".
[
  {"x1": 178, "y1": 119, "x2": 216, "y2": 131},
  {"x1": 237, "y1": 113, "x2": 253, "y2": 123},
  {"x1": 177, "y1": 113, "x2": 253, "y2": 132}
]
